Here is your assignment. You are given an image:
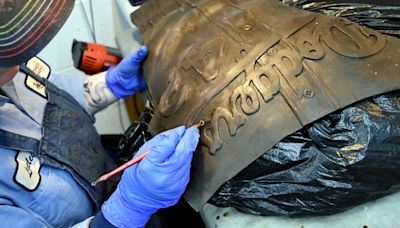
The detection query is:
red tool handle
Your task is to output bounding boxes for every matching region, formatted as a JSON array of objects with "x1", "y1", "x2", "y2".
[
  {"x1": 91, "y1": 149, "x2": 150, "y2": 186},
  {"x1": 91, "y1": 121, "x2": 205, "y2": 186}
]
